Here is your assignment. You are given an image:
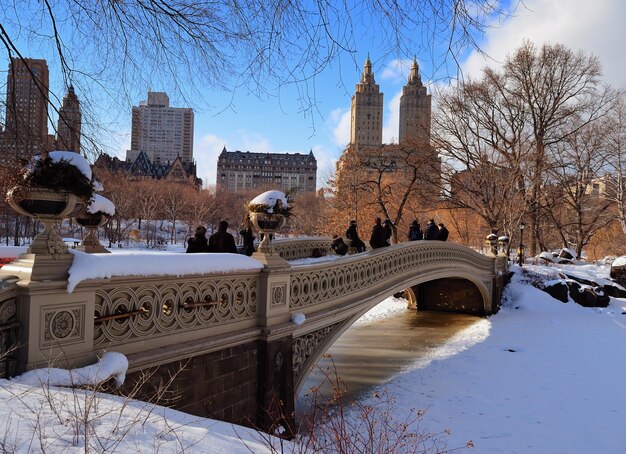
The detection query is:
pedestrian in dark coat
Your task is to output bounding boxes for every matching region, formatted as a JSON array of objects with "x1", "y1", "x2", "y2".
[
  {"x1": 369, "y1": 217, "x2": 390, "y2": 249},
  {"x1": 345, "y1": 220, "x2": 366, "y2": 252},
  {"x1": 408, "y1": 220, "x2": 423, "y2": 241},
  {"x1": 383, "y1": 219, "x2": 393, "y2": 243},
  {"x1": 186, "y1": 226, "x2": 209, "y2": 253},
  {"x1": 239, "y1": 215, "x2": 256, "y2": 256},
  {"x1": 331, "y1": 235, "x2": 349, "y2": 256},
  {"x1": 438, "y1": 223, "x2": 449, "y2": 241},
  {"x1": 424, "y1": 219, "x2": 439, "y2": 240},
  {"x1": 208, "y1": 220, "x2": 238, "y2": 253}
]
